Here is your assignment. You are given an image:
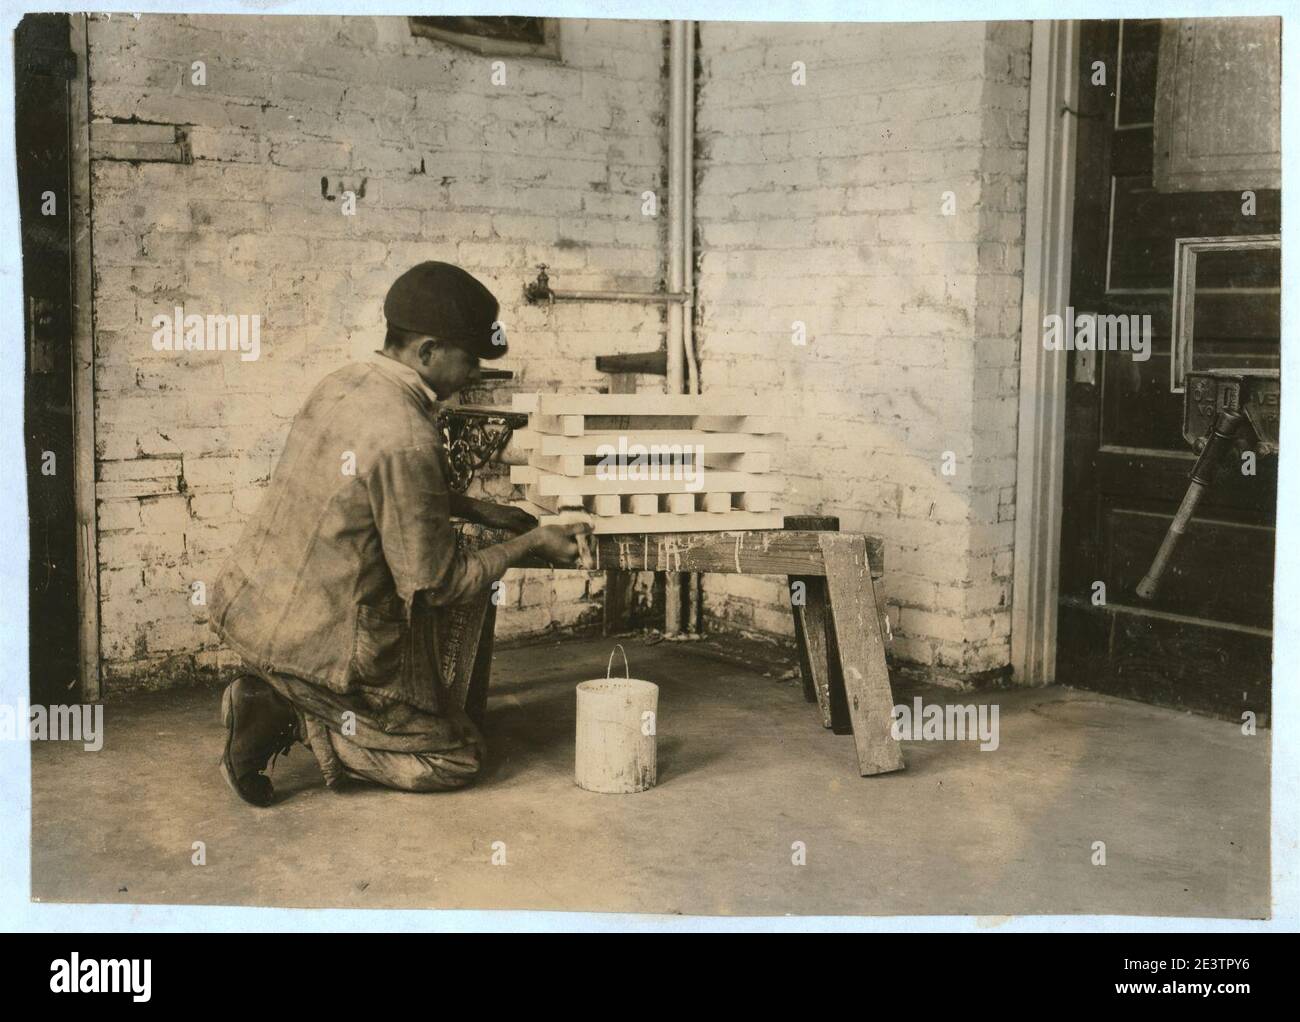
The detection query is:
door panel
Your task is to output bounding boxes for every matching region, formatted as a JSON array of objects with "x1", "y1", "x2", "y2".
[
  {"x1": 17, "y1": 13, "x2": 80, "y2": 704},
  {"x1": 1057, "y1": 19, "x2": 1279, "y2": 718}
]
